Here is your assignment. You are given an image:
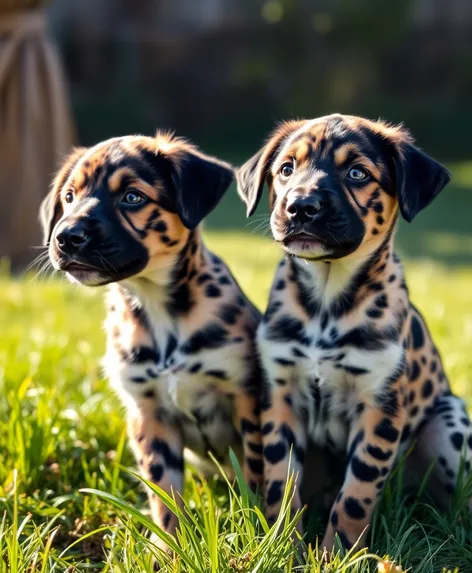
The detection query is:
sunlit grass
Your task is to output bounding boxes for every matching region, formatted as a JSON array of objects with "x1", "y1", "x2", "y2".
[{"x1": 1, "y1": 230, "x2": 472, "y2": 571}]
